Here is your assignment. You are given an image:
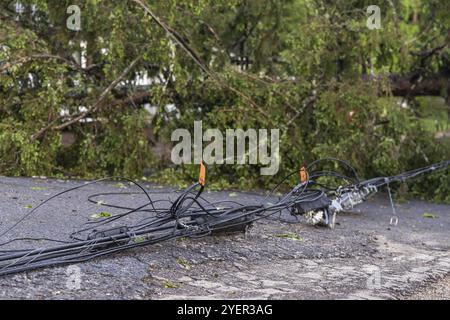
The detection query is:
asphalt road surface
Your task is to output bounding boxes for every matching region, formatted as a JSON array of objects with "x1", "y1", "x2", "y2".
[{"x1": 0, "y1": 176, "x2": 449, "y2": 300}]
